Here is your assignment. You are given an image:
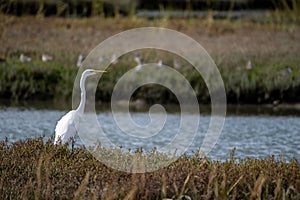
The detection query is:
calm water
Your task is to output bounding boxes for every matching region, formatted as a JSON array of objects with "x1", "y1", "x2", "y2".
[{"x1": 0, "y1": 105, "x2": 299, "y2": 161}]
